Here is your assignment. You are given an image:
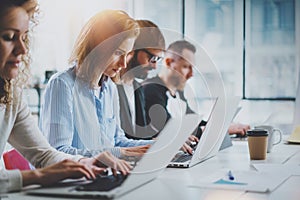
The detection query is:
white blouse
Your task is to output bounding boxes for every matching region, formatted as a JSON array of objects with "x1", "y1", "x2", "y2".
[{"x1": 0, "y1": 88, "x2": 82, "y2": 193}]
